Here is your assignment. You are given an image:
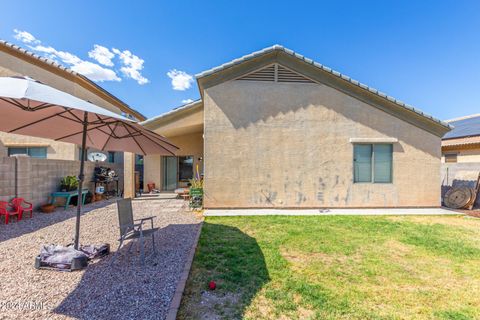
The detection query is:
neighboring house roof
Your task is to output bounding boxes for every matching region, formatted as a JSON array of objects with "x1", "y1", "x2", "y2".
[
  {"x1": 443, "y1": 114, "x2": 480, "y2": 140},
  {"x1": 195, "y1": 45, "x2": 451, "y2": 137},
  {"x1": 0, "y1": 40, "x2": 146, "y2": 121},
  {"x1": 141, "y1": 99, "x2": 203, "y2": 128},
  {"x1": 442, "y1": 136, "x2": 480, "y2": 148}
]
